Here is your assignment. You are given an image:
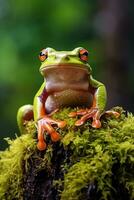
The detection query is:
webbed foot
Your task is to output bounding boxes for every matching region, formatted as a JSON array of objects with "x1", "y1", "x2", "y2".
[
  {"x1": 37, "y1": 116, "x2": 66, "y2": 151},
  {"x1": 69, "y1": 108, "x2": 120, "y2": 128}
]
